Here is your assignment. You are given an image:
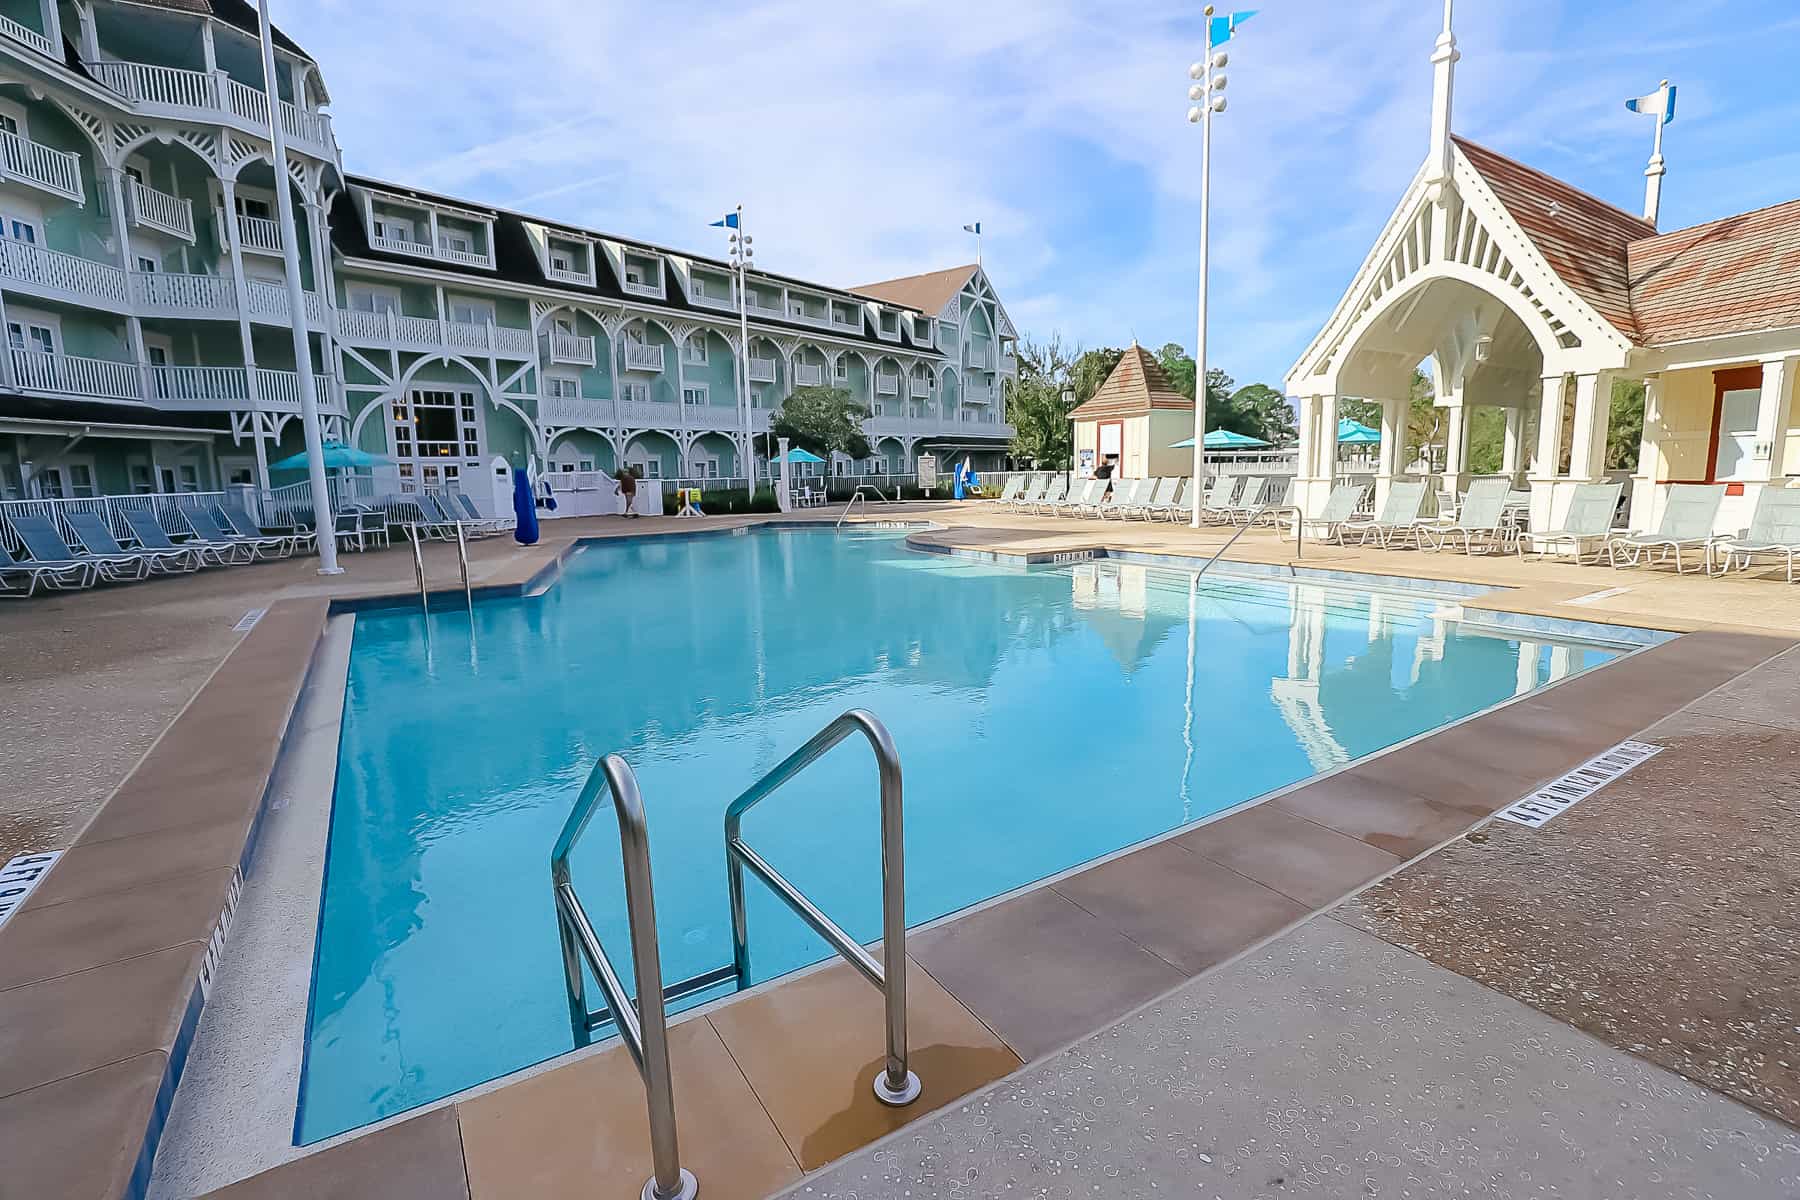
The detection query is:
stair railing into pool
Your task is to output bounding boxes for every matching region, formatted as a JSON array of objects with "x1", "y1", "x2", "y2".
[
  {"x1": 1193, "y1": 499, "x2": 1301, "y2": 581},
  {"x1": 723, "y1": 707, "x2": 923, "y2": 1107},
  {"x1": 550, "y1": 754, "x2": 699, "y2": 1200},
  {"x1": 402, "y1": 521, "x2": 475, "y2": 615}
]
